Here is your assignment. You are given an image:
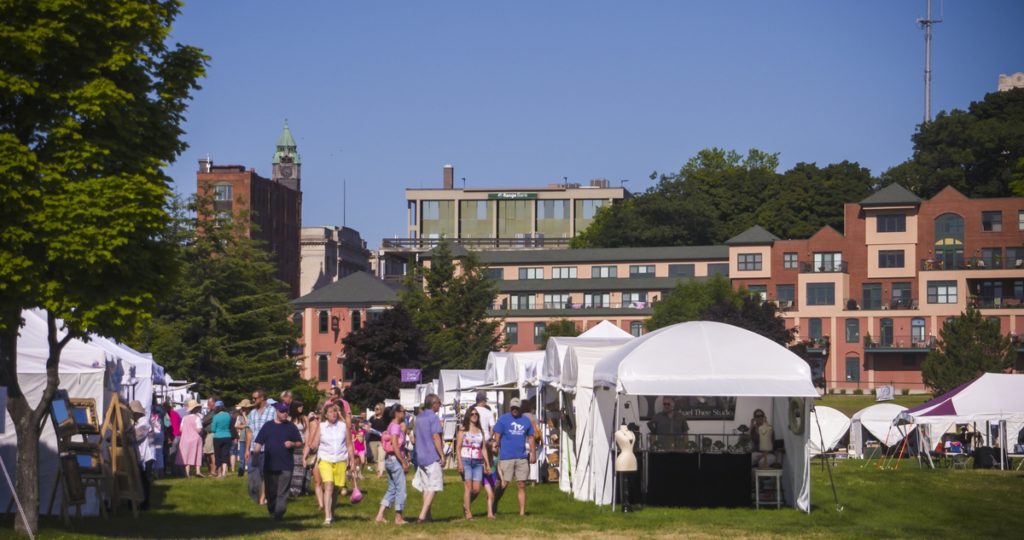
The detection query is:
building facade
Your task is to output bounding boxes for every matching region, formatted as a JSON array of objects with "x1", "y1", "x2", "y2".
[
  {"x1": 997, "y1": 72, "x2": 1024, "y2": 92},
  {"x1": 300, "y1": 226, "x2": 371, "y2": 296},
  {"x1": 196, "y1": 121, "x2": 303, "y2": 298}
]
